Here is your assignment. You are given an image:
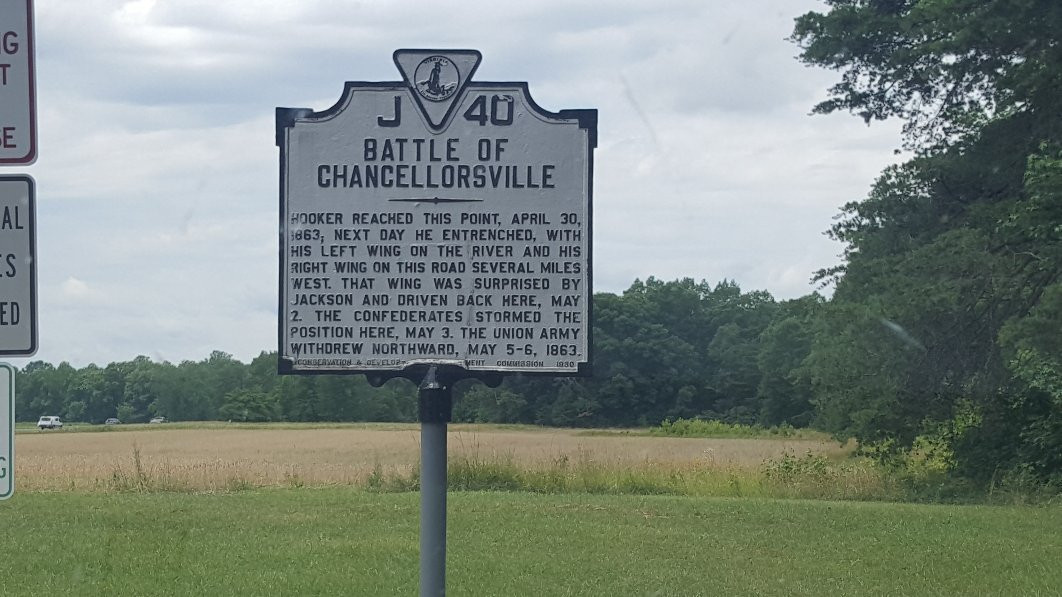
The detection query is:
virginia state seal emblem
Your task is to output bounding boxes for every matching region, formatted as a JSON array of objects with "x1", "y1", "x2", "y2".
[{"x1": 414, "y1": 56, "x2": 460, "y2": 102}]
